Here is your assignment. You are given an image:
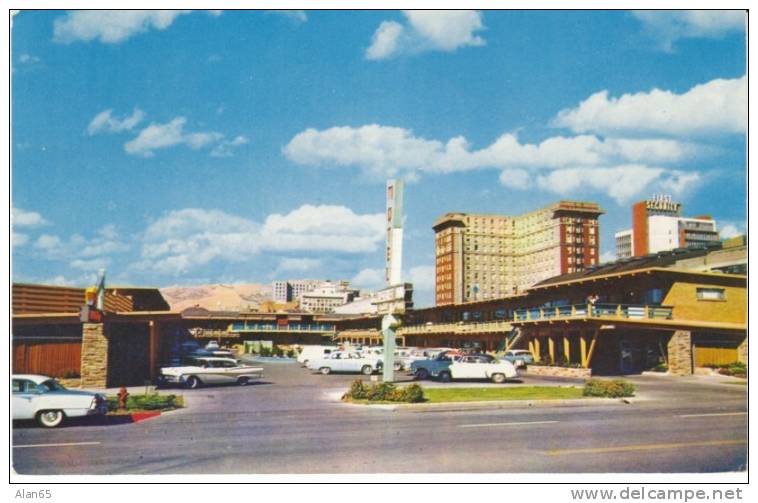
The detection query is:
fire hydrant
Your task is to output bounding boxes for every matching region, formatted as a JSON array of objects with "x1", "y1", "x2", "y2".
[{"x1": 117, "y1": 386, "x2": 129, "y2": 410}]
